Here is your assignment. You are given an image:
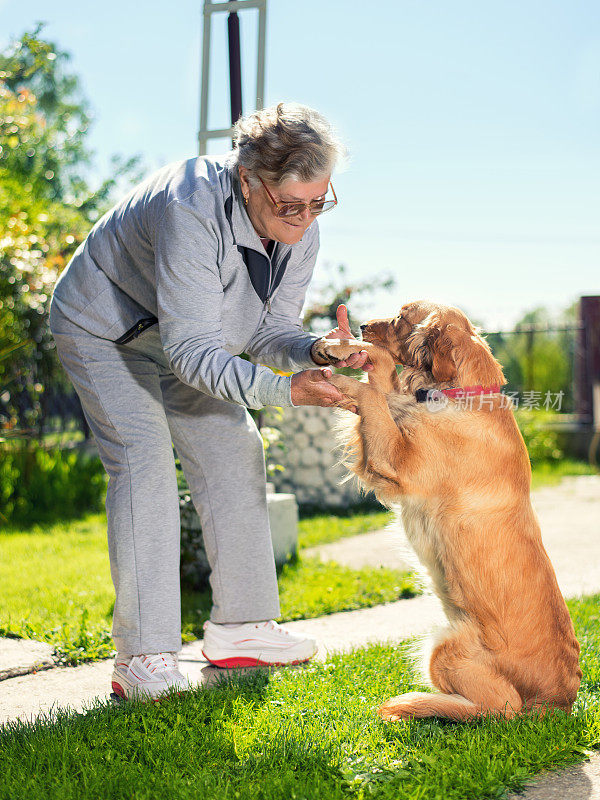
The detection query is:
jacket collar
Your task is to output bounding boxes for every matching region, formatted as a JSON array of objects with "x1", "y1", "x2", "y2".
[
  {"x1": 223, "y1": 172, "x2": 294, "y2": 304},
  {"x1": 226, "y1": 171, "x2": 293, "y2": 261},
  {"x1": 228, "y1": 178, "x2": 262, "y2": 250}
]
